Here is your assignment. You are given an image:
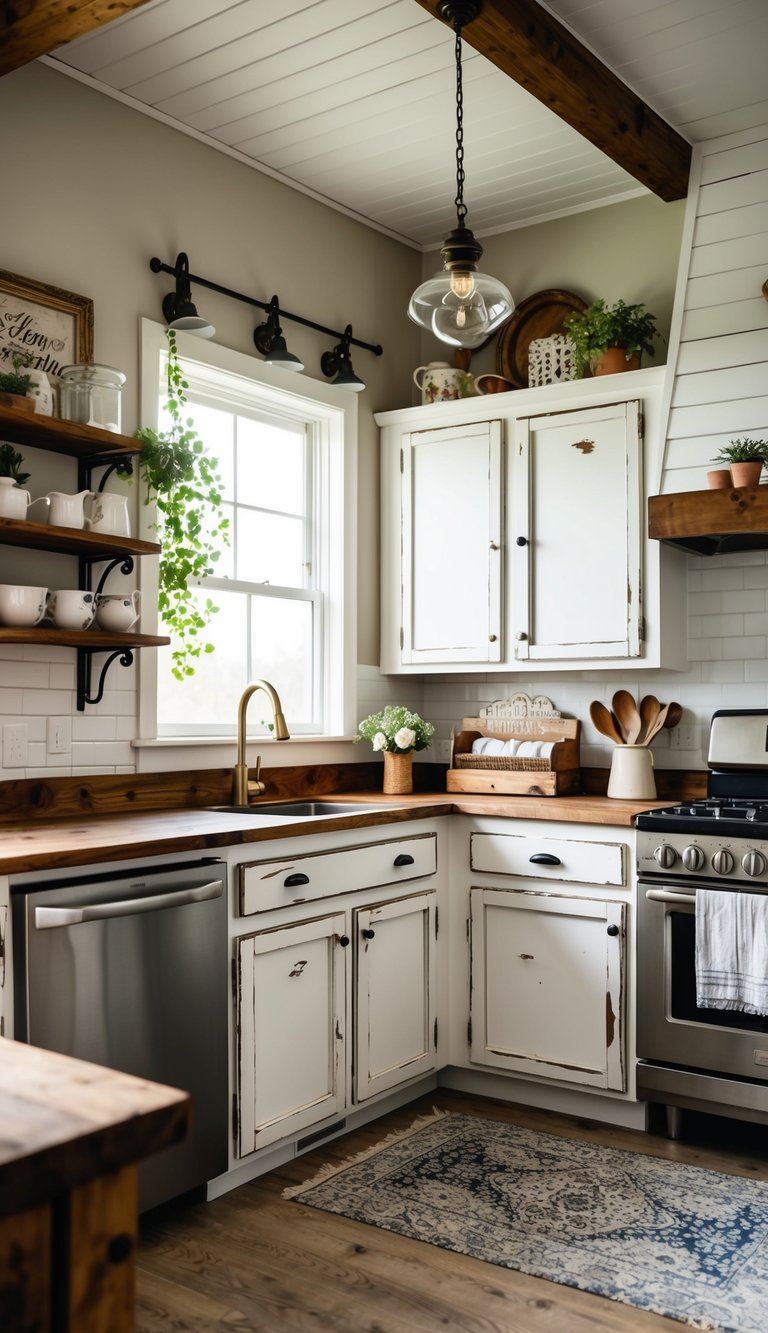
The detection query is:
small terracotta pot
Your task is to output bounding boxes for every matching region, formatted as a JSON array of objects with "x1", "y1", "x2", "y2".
[
  {"x1": 592, "y1": 347, "x2": 641, "y2": 377},
  {"x1": 707, "y1": 469, "x2": 732, "y2": 489},
  {"x1": 383, "y1": 750, "x2": 413, "y2": 795},
  {"x1": 730, "y1": 460, "x2": 764, "y2": 489}
]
